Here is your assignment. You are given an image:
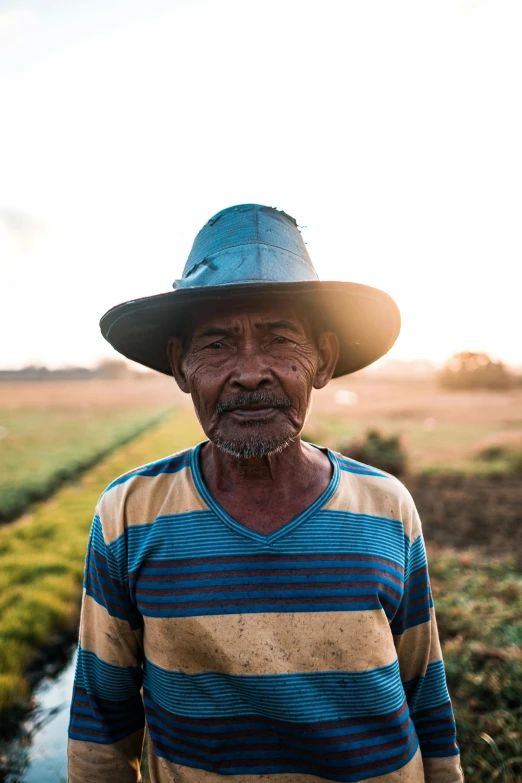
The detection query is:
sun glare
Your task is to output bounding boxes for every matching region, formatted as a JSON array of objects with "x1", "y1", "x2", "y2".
[{"x1": 0, "y1": 0, "x2": 520, "y2": 369}]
